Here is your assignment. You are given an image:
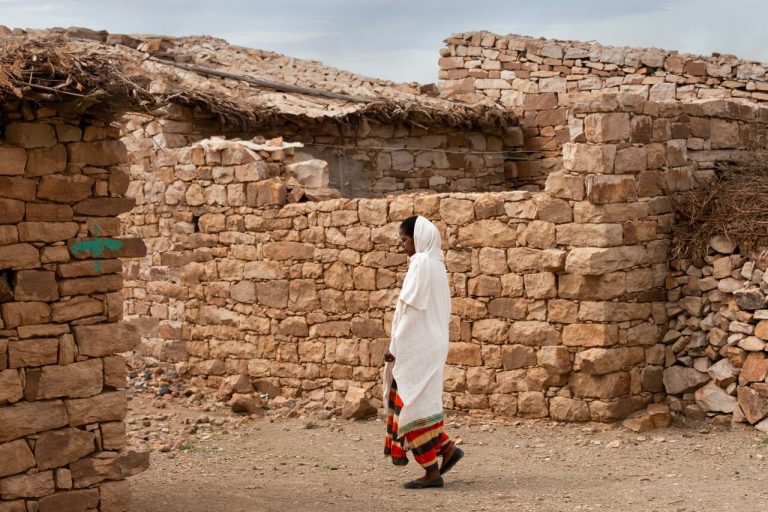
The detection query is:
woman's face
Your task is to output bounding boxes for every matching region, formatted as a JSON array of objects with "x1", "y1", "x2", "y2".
[{"x1": 399, "y1": 228, "x2": 416, "y2": 256}]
